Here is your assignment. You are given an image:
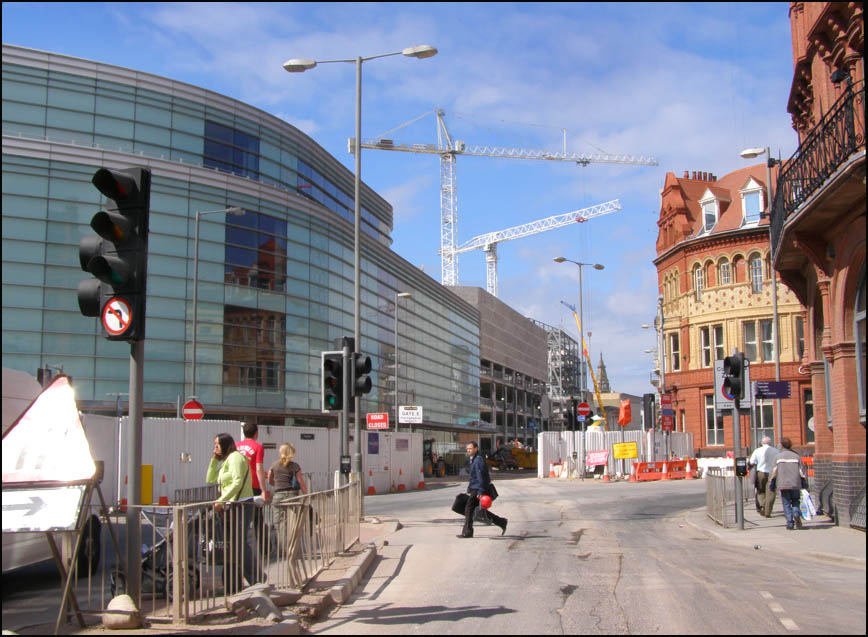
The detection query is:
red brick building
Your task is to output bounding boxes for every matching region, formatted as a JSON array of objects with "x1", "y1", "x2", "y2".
[
  {"x1": 654, "y1": 167, "x2": 809, "y2": 457},
  {"x1": 773, "y1": 2, "x2": 864, "y2": 527}
]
